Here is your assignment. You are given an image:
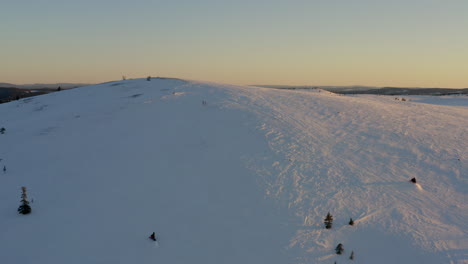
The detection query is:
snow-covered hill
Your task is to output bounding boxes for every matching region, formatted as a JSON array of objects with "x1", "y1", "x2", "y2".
[{"x1": 0, "y1": 78, "x2": 466, "y2": 264}]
